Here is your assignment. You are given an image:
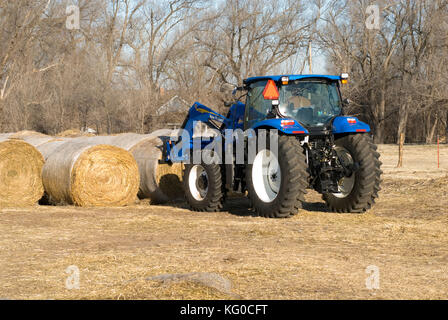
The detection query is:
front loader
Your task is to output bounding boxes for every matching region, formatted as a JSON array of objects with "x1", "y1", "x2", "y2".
[{"x1": 162, "y1": 74, "x2": 382, "y2": 218}]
